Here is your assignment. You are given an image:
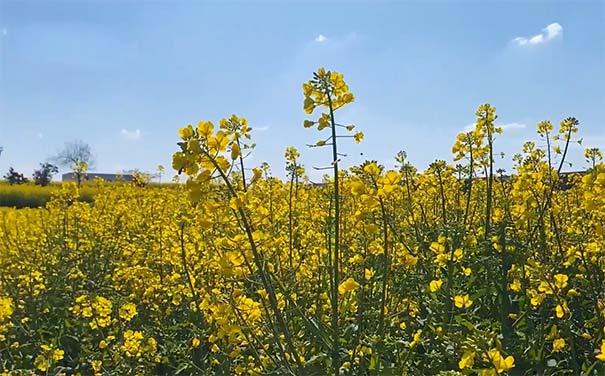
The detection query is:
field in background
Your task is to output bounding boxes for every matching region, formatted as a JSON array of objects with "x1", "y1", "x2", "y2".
[{"x1": 0, "y1": 181, "x2": 177, "y2": 208}]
